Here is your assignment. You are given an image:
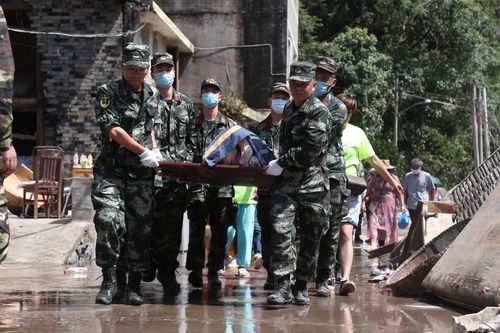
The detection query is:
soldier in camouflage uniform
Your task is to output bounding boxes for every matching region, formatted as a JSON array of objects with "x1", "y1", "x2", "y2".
[
  {"x1": 144, "y1": 52, "x2": 195, "y2": 294},
  {"x1": 253, "y1": 82, "x2": 290, "y2": 290},
  {"x1": 312, "y1": 57, "x2": 350, "y2": 296},
  {"x1": 265, "y1": 62, "x2": 331, "y2": 305},
  {"x1": 92, "y1": 43, "x2": 163, "y2": 306},
  {"x1": 0, "y1": 6, "x2": 17, "y2": 264},
  {"x1": 186, "y1": 78, "x2": 236, "y2": 288}
]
